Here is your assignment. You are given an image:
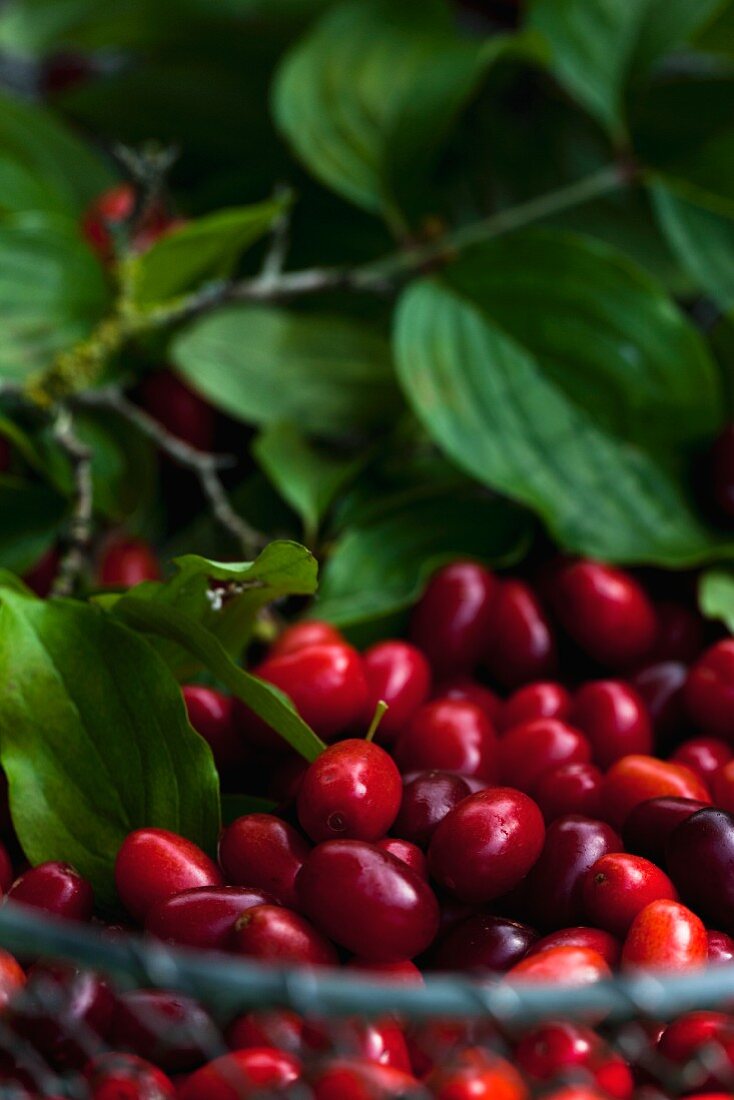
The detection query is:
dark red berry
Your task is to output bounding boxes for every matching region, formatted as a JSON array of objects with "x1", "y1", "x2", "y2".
[
  {"x1": 297, "y1": 840, "x2": 439, "y2": 961},
  {"x1": 571, "y1": 681, "x2": 652, "y2": 769},
  {"x1": 297, "y1": 739, "x2": 402, "y2": 843},
  {"x1": 499, "y1": 681, "x2": 571, "y2": 732},
  {"x1": 672, "y1": 737, "x2": 732, "y2": 784},
  {"x1": 394, "y1": 699, "x2": 498, "y2": 781},
  {"x1": 270, "y1": 621, "x2": 344, "y2": 658},
  {"x1": 685, "y1": 640, "x2": 734, "y2": 741},
  {"x1": 98, "y1": 537, "x2": 161, "y2": 588},
  {"x1": 114, "y1": 828, "x2": 222, "y2": 923},
  {"x1": 0, "y1": 842, "x2": 12, "y2": 893},
  {"x1": 648, "y1": 601, "x2": 705, "y2": 664},
  {"x1": 601, "y1": 755, "x2": 710, "y2": 830},
  {"x1": 392, "y1": 771, "x2": 471, "y2": 848},
  {"x1": 498, "y1": 719, "x2": 591, "y2": 794},
  {"x1": 22, "y1": 547, "x2": 60, "y2": 597},
  {"x1": 8, "y1": 861, "x2": 93, "y2": 921},
  {"x1": 139, "y1": 371, "x2": 215, "y2": 453},
  {"x1": 178, "y1": 1047, "x2": 302, "y2": 1100},
  {"x1": 666, "y1": 808, "x2": 734, "y2": 928},
  {"x1": 582, "y1": 852, "x2": 677, "y2": 937},
  {"x1": 233, "y1": 904, "x2": 338, "y2": 966},
  {"x1": 218, "y1": 813, "x2": 310, "y2": 909},
  {"x1": 534, "y1": 762, "x2": 603, "y2": 822},
  {"x1": 410, "y1": 561, "x2": 497, "y2": 676},
  {"x1": 483, "y1": 579, "x2": 557, "y2": 689},
  {"x1": 431, "y1": 913, "x2": 537, "y2": 972},
  {"x1": 709, "y1": 423, "x2": 734, "y2": 520},
  {"x1": 621, "y1": 795, "x2": 708, "y2": 864},
  {"x1": 182, "y1": 686, "x2": 246, "y2": 772},
  {"x1": 111, "y1": 990, "x2": 215, "y2": 1072},
  {"x1": 629, "y1": 660, "x2": 688, "y2": 739},
  {"x1": 12, "y1": 962, "x2": 114, "y2": 1068},
  {"x1": 428, "y1": 788, "x2": 545, "y2": 904},
  {"x1": 360, "y1": 641, "x2": 431, "y2": 739},
  {"x1": 527, "y1": 927, "x2": 621, "y2": 969},
  {"x1": 145, "y1": 885, "x2": 276, "y2": 950},
  {"x1": 621, "y1": 899, "x2": 707, "y2": 971},
  {"x1": 436, "y1": 677, "x2": 502, "y2": 725},
  {"x1": 85, "y1": 1052, "x2": 175, "y2": 1100},
  {"x1": 707, "y1": 930, "x2": 734, "y2": 965}
]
